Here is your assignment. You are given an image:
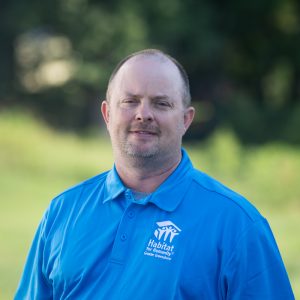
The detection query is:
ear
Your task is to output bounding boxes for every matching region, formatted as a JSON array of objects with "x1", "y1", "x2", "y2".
[
  {"x1": 183, "y1": 106, "x2": 195, "y2": 134},
  {"x1": 101, "y1": 100, "x2": 110, "y2": 126}
]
